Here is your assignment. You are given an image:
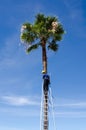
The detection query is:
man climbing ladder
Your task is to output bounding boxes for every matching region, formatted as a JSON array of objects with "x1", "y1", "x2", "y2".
[
  {"x1": 43, "y1": 74, "x2": 50, "y2": 93},
  {"x1": 42, "y1": 74, "x2": 50, "y2": 130}
]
